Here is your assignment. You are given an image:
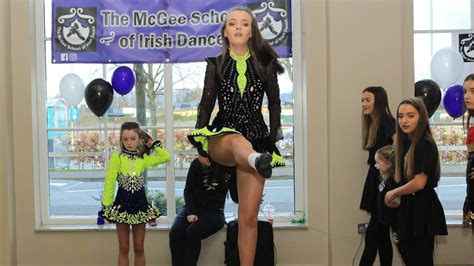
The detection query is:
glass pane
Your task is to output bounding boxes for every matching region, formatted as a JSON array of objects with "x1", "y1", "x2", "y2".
[
  {"x1": 431, "y1": 121, "x2": 466, "y2": 216},
  {"x1": 172, "y1": 62, "x2": 207, "y2": 127},
  {"x1": 414, "y1": 0, "x2": 431, "y2": 30},
  {"x1": 173, "y1": 128, "x2": 197, "y2": 215},
  {"x1": 146, "y1": 156, "x2": 169, "y2": 216},
  {"x1": 133, "y1": 64, "x2": 166, "y2": 126},
  {"x1": 414, "y1": 0, "x2": 470, "y2": 30},
  {"x1": 414, "y1": 33, "x2": 452, "y2": 82},
  {"x1": 49, "y1": 152, "x2": 105, "y2": 216},
  {"x1": 265, "y1": 126, "x2": 295, "y2": 215},
  {"x1": 432, "y1": 0, "x2": 470, "y2": 30}
]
